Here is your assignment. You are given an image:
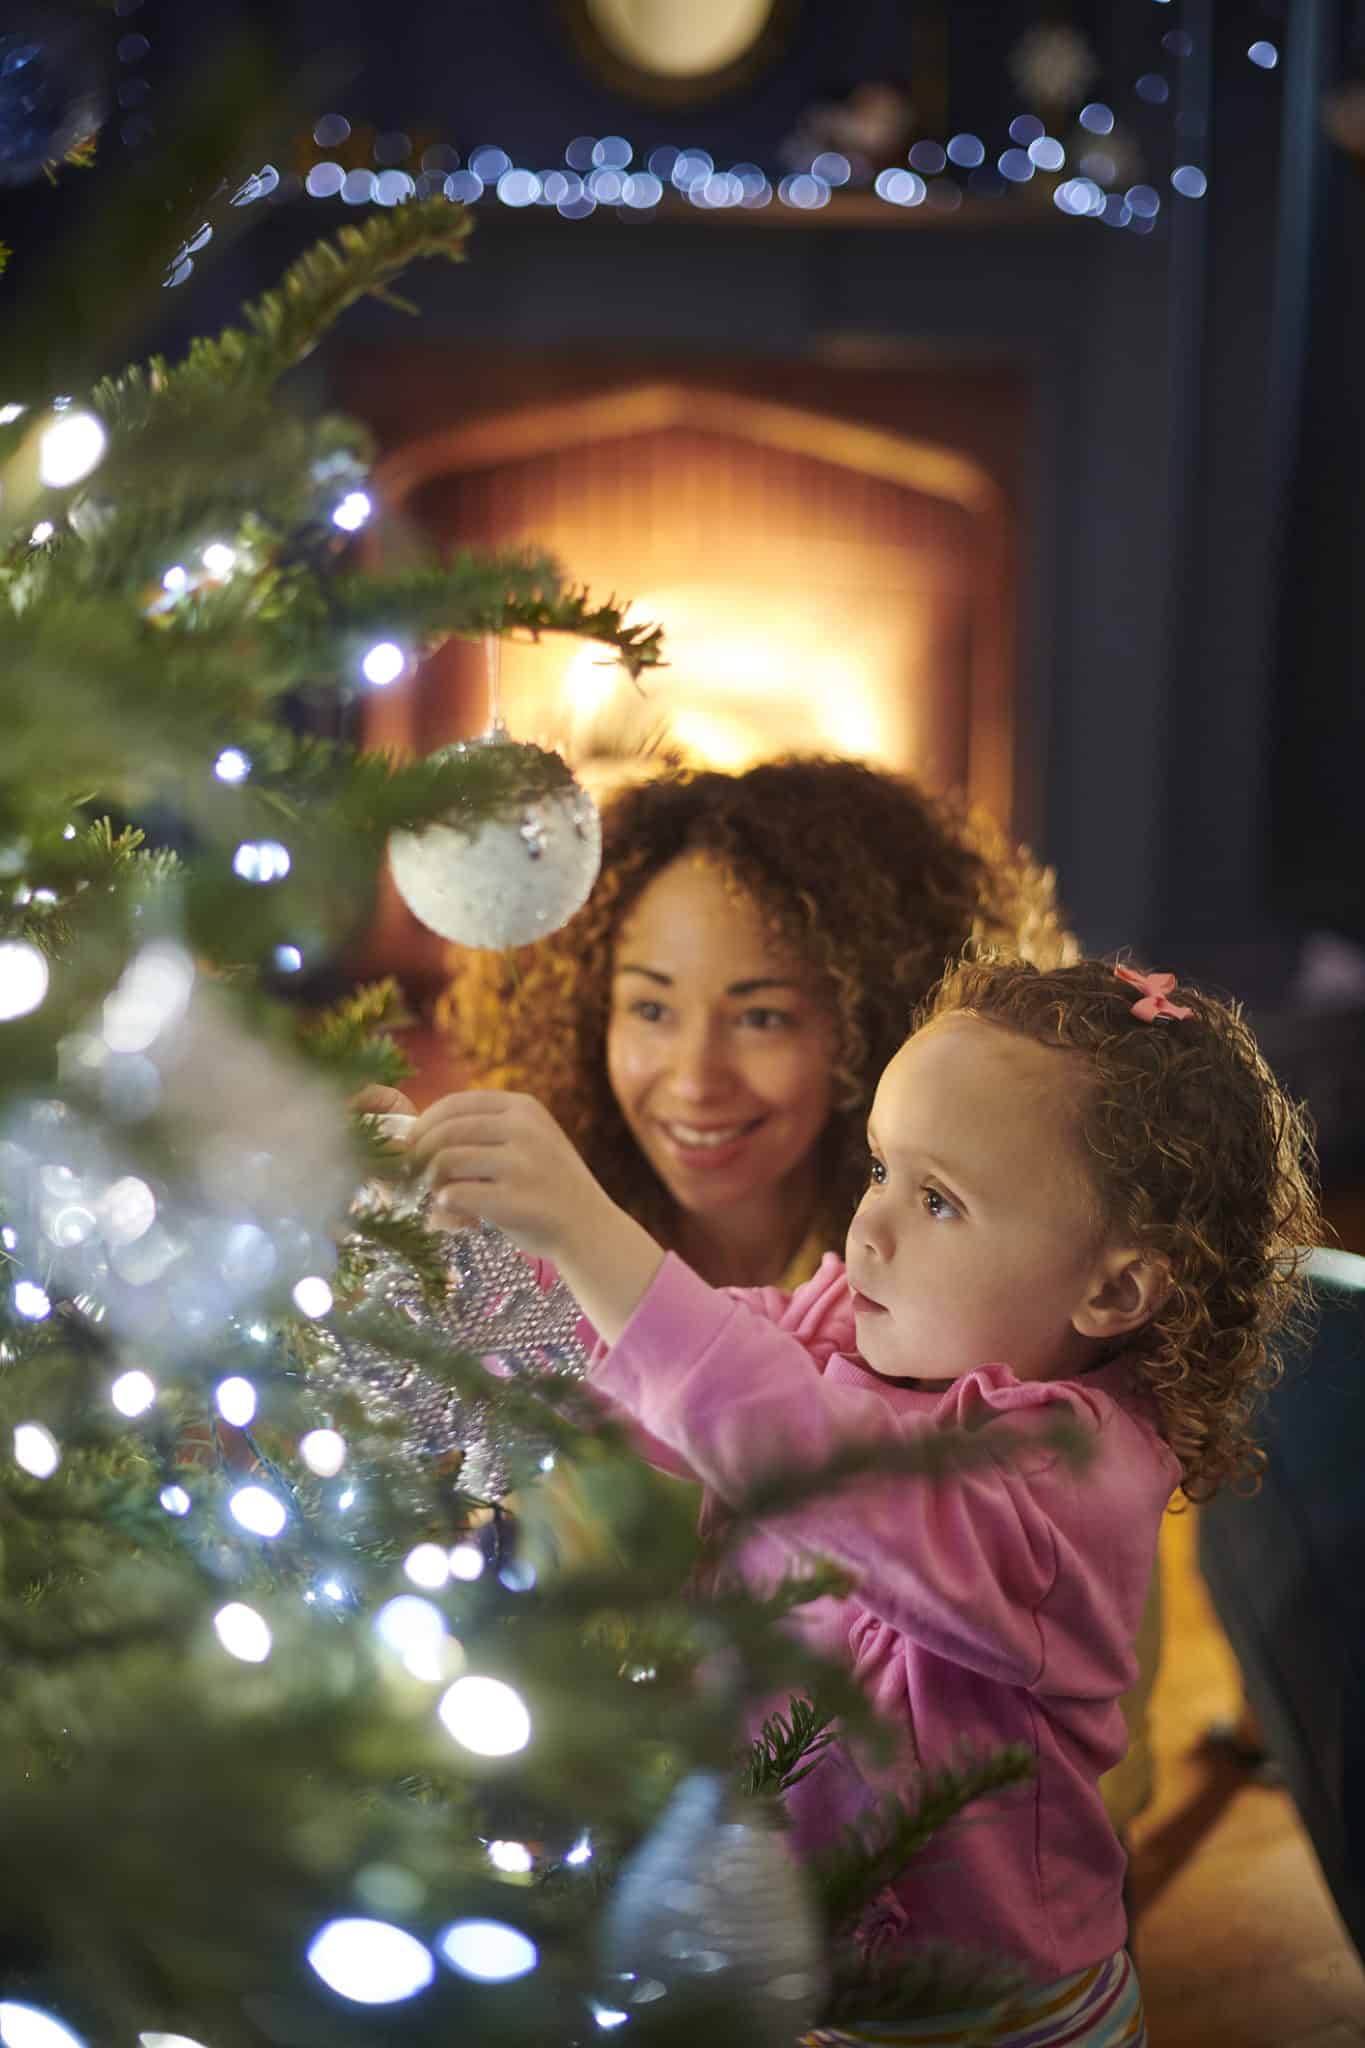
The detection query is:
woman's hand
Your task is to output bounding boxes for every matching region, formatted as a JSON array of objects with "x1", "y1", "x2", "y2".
[{"x1": 408, "y1": 1091, "x2": 665, "y2": 1343}]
